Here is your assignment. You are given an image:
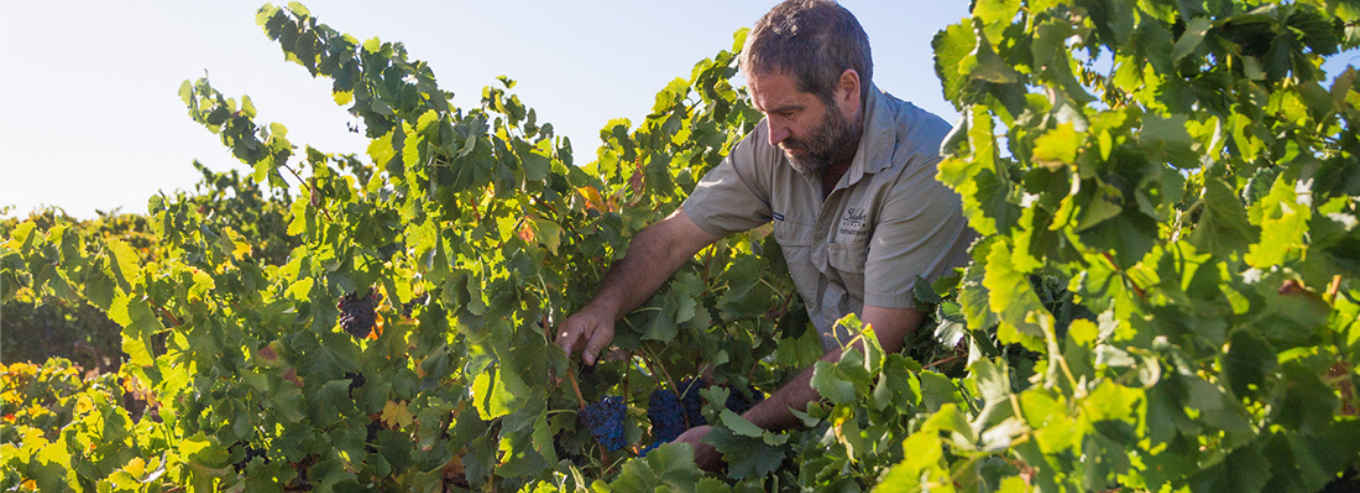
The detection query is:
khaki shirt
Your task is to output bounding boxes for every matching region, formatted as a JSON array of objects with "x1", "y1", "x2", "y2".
[{"x1": 683, "y1": 85, "x2": 975, "y2": 351}]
